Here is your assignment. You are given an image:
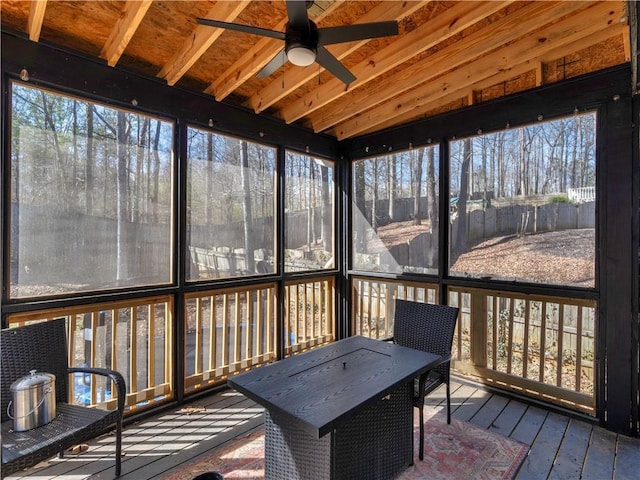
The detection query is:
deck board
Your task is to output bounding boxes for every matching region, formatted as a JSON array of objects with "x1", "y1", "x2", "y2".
[
  {"x1": 510, "y1": 405, "x2": 548, "y2": 445},
  {"x1": 581, "y1": 426, "x2": 617, "y2": 480},
  {"x1": 469, "y1": 393, "x2": 510, "y2": 429},
  {"x1": 614, "y1": 434, "x2": 640, "y2": 479},
  {"x1": 489, "y1": 399, "x2": 528, "y2": 436},
  {"x1": 548, "y1": 419, "x2": 592, "y2": 480},
  {"x1": 516, "y1": 412, "x2": 569, "y2": 480},
  {"x1": 4, "y1": 379, "x2": 639, "y2": 480}
]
